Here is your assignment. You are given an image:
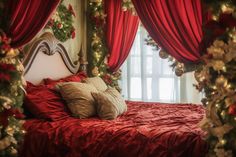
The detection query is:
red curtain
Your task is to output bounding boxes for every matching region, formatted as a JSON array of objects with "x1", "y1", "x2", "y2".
[
  {"x1": 2, "y1": 0, "x2": 60, "y2": 48},
  {"x1": 105, "y1": 0, "x2": 139, "y2": 72},
  {"x1": 132, "y1": 0, "x2": 203, "y2": 63}
]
